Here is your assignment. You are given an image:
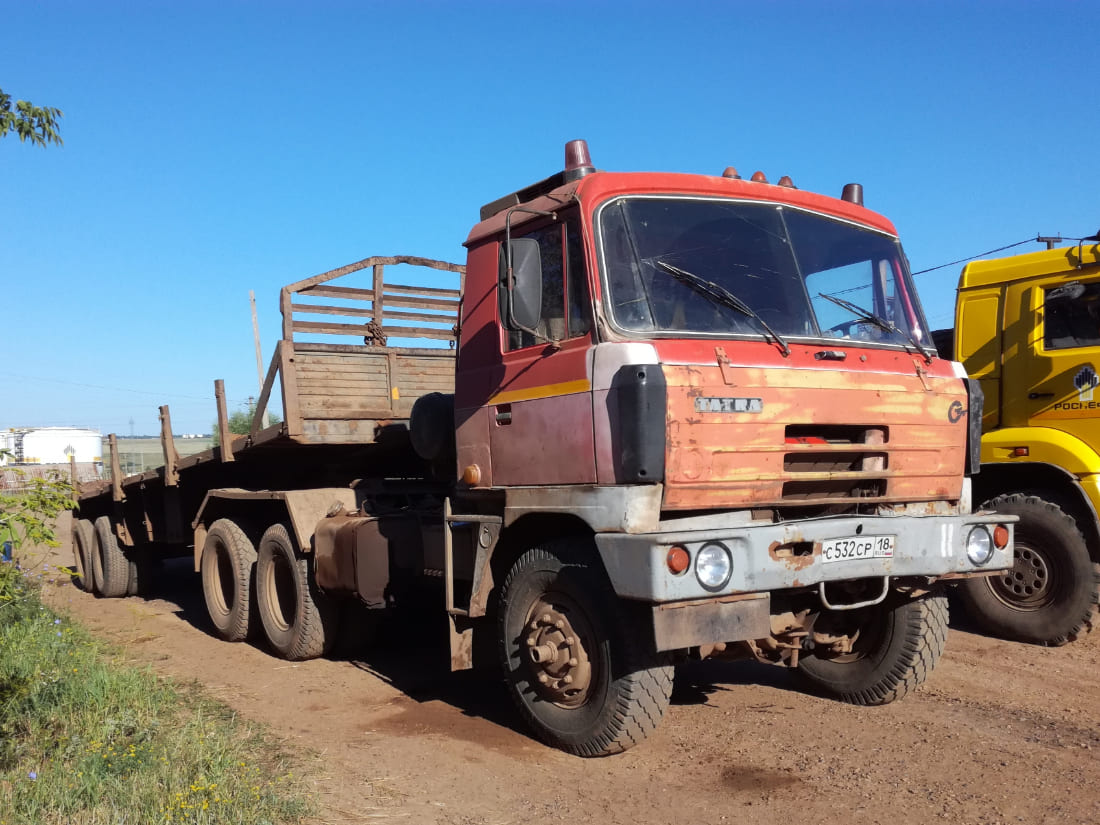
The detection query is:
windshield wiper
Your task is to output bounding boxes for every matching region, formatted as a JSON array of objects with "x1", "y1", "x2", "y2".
[
  {"x1": 816, "y1": 292, "x2": 931, "y2": 364},
  {"x1": 655, "y1": 260, "x2": 790, "y2": 356}
]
